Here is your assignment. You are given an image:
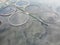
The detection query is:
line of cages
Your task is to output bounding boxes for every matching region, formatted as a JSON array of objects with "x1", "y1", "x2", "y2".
[{"x1": 0, "y1": 0, "x2": 60, "y2": 45}]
